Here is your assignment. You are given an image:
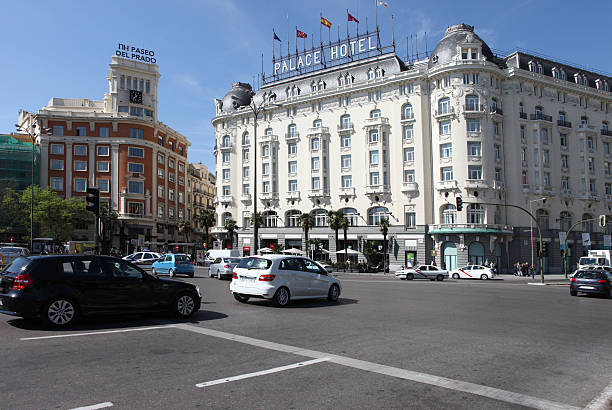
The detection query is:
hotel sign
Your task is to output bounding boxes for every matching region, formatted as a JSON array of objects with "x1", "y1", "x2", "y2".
[{"x1": 115, "y1": 43, "x2": 157, "y2": 64}]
